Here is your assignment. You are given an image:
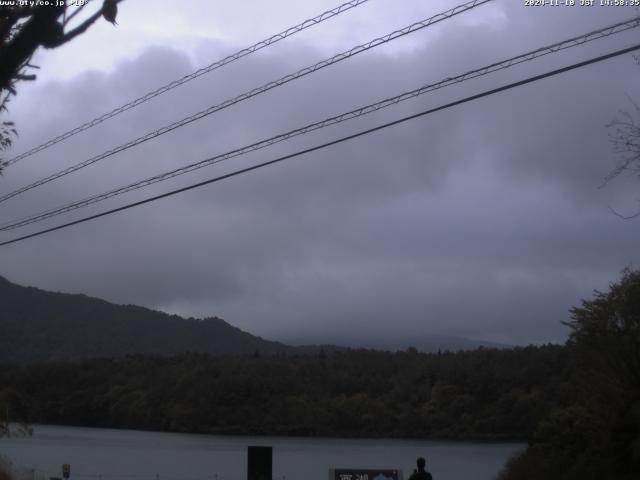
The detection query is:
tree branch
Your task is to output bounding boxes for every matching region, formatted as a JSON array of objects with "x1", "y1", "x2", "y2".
[
  {"x1": 50, "y1": 0, "x2": 124, "y2": 48},
  {"x1": 0, "y1": 7, "x2": 39, "y2": 19},
  {"x1": 46, "y1": 9, "x2": 101, "y2": 48},
  {"x1": 14, "y1": 73, "x2": 35, "y2": 81},
  {"x1": 0, "y1": 5, "x2": 64, "y2": 90},
  {"x1": 608, "y1": 204, "x2": 640, "y2": 220},
  {"x1": 63, "y1": 0, "x2": 95, "y2": 27}
]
